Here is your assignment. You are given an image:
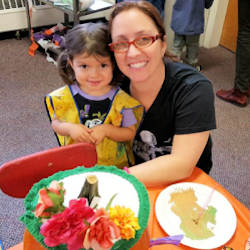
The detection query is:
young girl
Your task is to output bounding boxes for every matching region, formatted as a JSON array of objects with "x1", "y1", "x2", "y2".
[{"x1": 45, "y1": 22, "x2": 144, "y2": 169}]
